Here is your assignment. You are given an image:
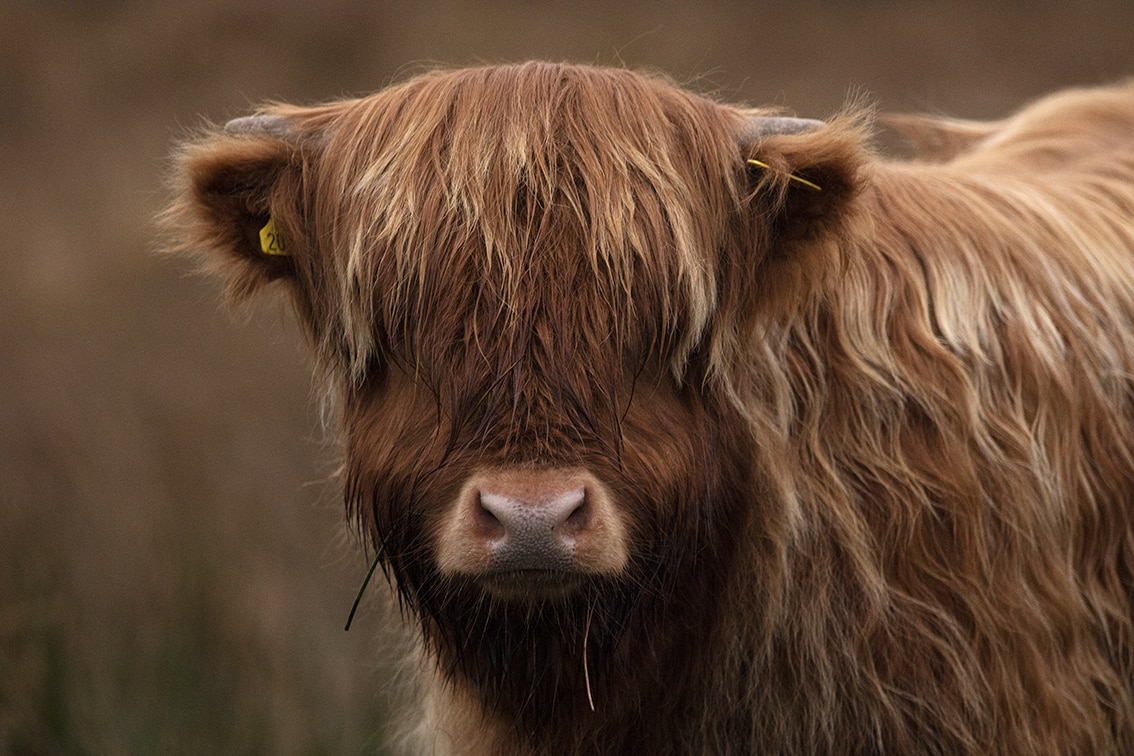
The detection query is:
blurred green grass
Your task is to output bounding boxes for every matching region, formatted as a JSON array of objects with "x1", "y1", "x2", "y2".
[{"x1": 2, "y1": 1, "x2": 1133, "y2": 752}]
